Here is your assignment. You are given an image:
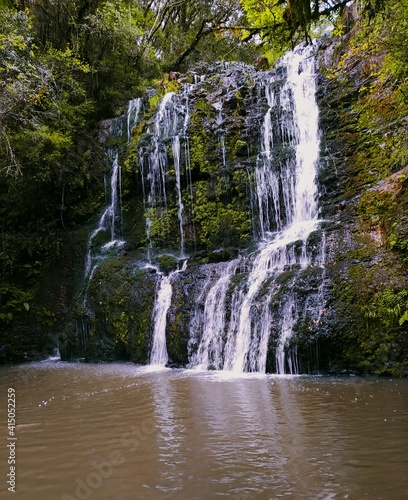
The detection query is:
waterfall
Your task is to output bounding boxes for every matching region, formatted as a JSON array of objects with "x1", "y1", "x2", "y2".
[
  {"x1": 102, "y1": 150, "x2": 121, "y2": 241},
  {"x1": 84, "y1": 149, "x2": 124, "y2": 280},
  {"x1": 149, "y1": 260, "x2": 188, "y2": 366},
  {"x1": 127, "y1": 98, "x2": 143, "y2": 142},
  {"x1": 187, "y1": 42, "x2": 324, "y2": 374},
  {"x1": 227, "y1": 43, "x2": 321, "y2": 374},
  {"x1": 139, "y1": 86, "x2": 194, "y2": 258},
  {"x1": 189, "y1": 259, "x2": 241, "y2": 370},
  {"x1": 172, "y1": 136, "x2": 185, "y2": 256},
  {"x1": 275, "y1": 296, "x2": 297, "y2": 374},
  {"x1": 84, "y1": 98, "x2": 144, "y2": 280},
  {"x1": 77, "y1": 44, "x2": 326, "y2": 372},
  {"x1": 213, "y1": 100, "x2": 227, "y2": 169},
  {"x1": 150, "y1": 274, "x2": 172, "y2": 366},
  {"x1": 255, "y1": 45, "x2": 319, "y2": 238}
]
